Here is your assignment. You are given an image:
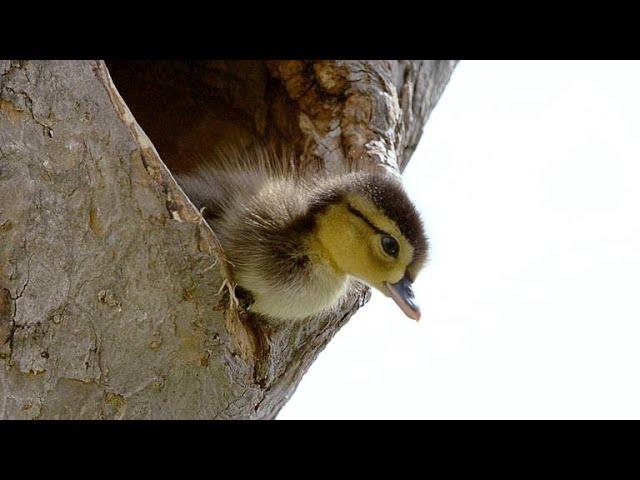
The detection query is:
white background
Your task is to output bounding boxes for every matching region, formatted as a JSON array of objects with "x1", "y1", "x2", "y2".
[{"x1": 279, "y1": 60, "x2": 640, "y2": 420}]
